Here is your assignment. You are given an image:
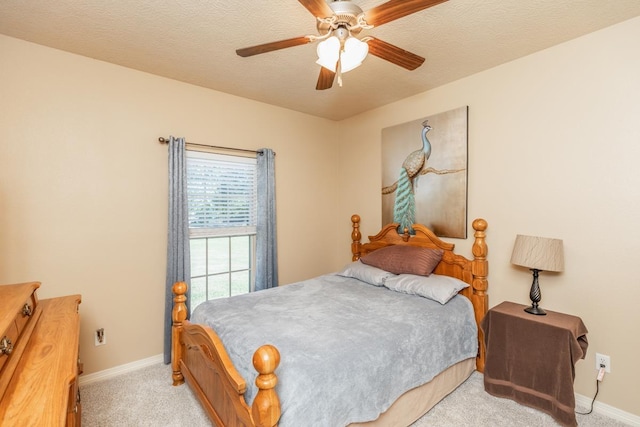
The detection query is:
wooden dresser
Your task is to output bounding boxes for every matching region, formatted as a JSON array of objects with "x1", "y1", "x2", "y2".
[{"x1": 0, "y1": 282, "x2": 82, "y2": 426}]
